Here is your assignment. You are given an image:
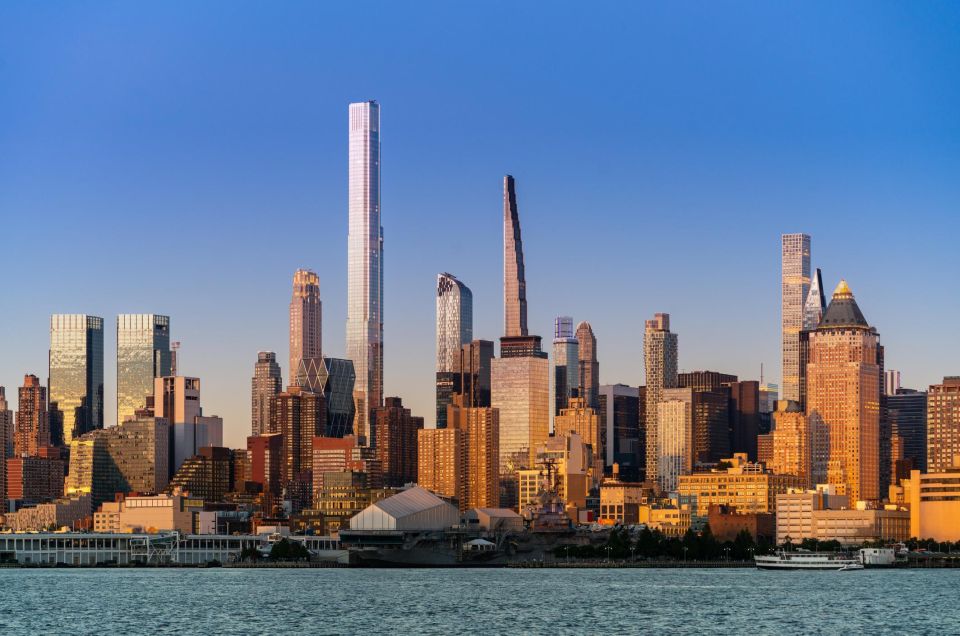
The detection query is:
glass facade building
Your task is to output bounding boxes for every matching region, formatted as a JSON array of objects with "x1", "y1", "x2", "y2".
[
  {"x1": 49, "y1": 314, "x2": 104, "y2": 445},
  {"x1": 117, "y1": 314, "x2": 171, "y2": 425},
  {"x1": 552, "y1": 316, "x2": 579, "y2": 416},
  {"x1": 781, "y1": 233, "x2": 811, "y2": 403},
  {"x1": 346, "y1": 100, "x2": 383, "y2": 446},
  {"x1": 436, "y1": 273, "x2": 473, "y2": 428},
  {"x1": 491, "y1": 355, "x2": 550, "y2": 474}
]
